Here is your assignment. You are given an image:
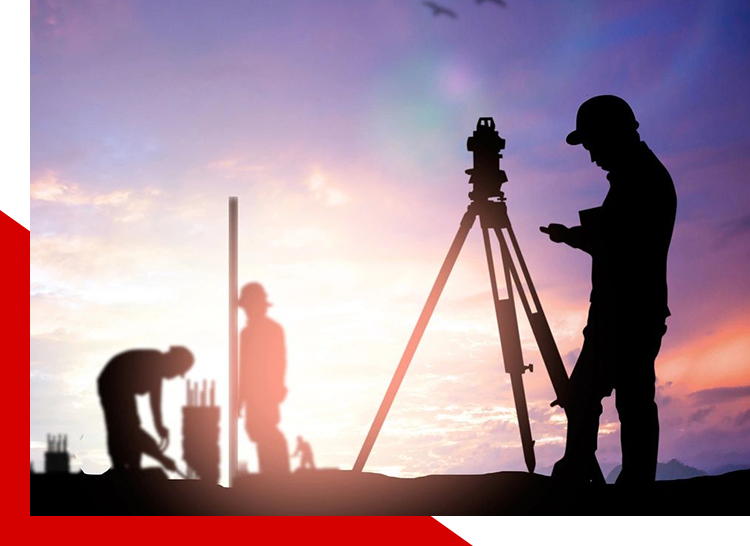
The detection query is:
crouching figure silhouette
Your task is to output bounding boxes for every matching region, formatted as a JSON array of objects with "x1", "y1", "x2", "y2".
[{"x1": 98, "y1": 346, "x2": 194, "y2": 472}]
